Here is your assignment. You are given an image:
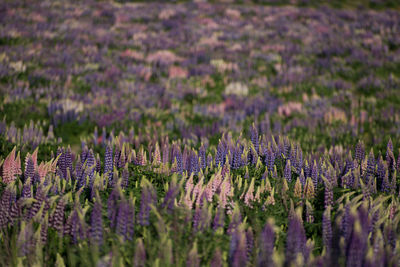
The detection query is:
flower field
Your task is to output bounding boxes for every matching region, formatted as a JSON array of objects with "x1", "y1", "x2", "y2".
[{"x1": 1, "y1": 0, "x2": 400, "y2": 266}]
